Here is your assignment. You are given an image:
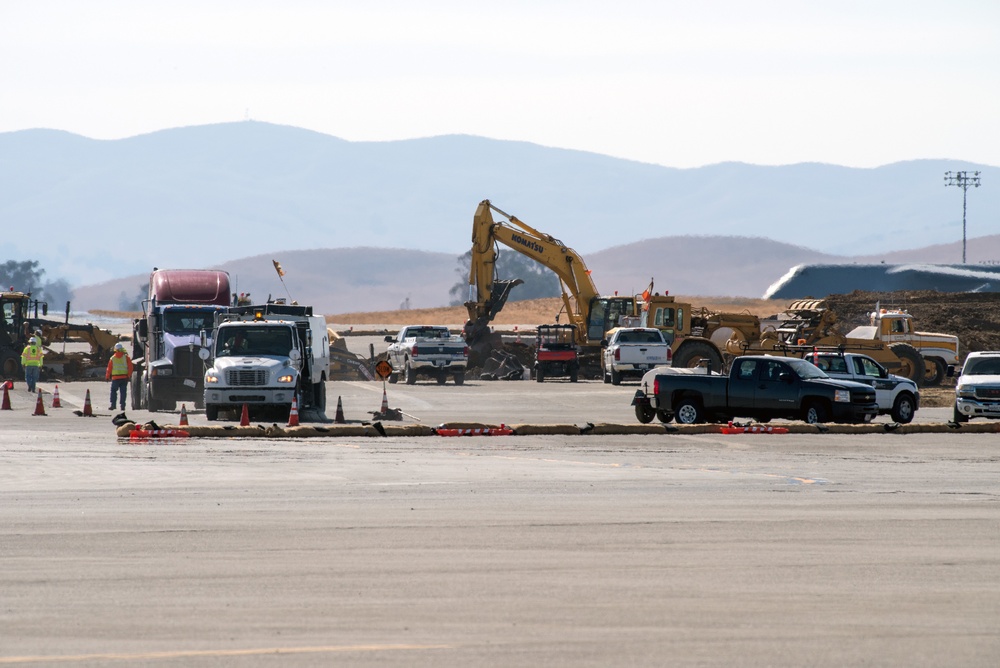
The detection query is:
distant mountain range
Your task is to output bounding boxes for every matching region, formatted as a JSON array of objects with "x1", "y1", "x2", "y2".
[{"x1": 1, "y1": 121, "x2": 997, "y2": 310}]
